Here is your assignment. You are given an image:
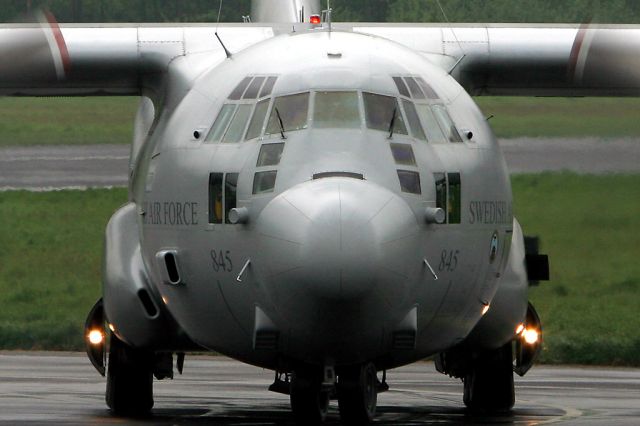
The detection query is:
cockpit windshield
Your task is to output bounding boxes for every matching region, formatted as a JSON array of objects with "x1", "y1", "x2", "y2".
[
  {"x1": 363, "y1": 92, "x2": 407, "y2": 135},
  {"x1": 266, "y1": 92, "x2": 310, "y2": 135},
  {"x1": 314, "y1": 91, "x2": 361, "y2": 129},
  {"x1": 206, "y1": 74, "x2": 463, "y2": 144}
]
